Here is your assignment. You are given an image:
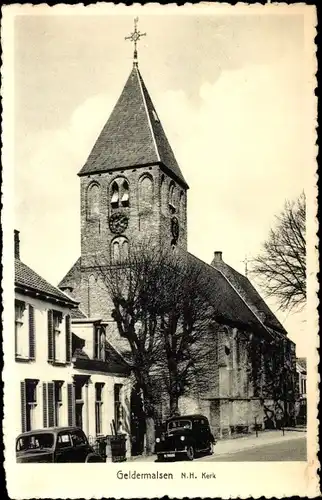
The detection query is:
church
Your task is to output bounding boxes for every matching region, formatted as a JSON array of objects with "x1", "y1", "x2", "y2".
[{"x1": 58, "y1": 21, "x2": 297, "y2": 451}]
